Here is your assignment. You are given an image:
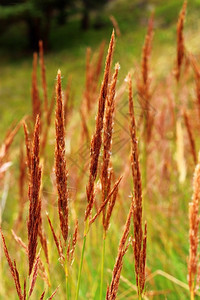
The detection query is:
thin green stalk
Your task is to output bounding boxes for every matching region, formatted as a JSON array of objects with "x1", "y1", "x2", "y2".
[
  {"x1": 46, "y1": 263, "x2": 51, "y2": 290},
  {"x1": 99, "y1": 233, "x2": 106, "y2": 300},
  {"x1": 65, "y1": 262, "x2": 69, "y2": 300},
  {"x1": 75, "y1": 234, "x2": 87, "y2": 300},
  {"x1": 66, "y1": 275, "x2": 69, "y2": 300},
  {"x1": 190, "y1": 281, "x2": 195, "y2": 300}
]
